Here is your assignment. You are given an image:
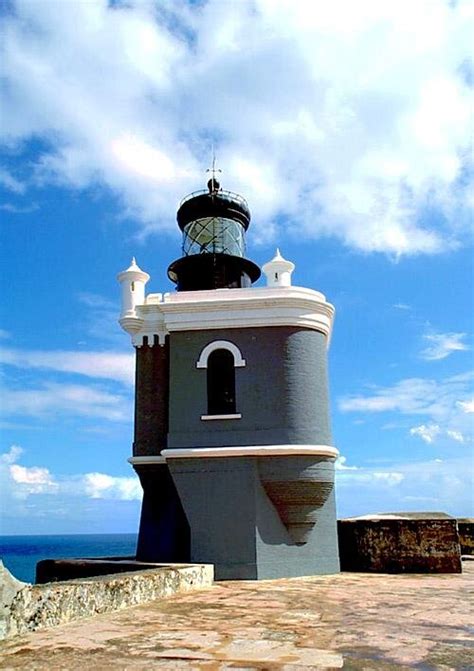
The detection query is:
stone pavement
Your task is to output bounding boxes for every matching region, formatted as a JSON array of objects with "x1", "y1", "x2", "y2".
[{"x1": 0, "y1": 563, "x2": 472, "y2": 670}]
